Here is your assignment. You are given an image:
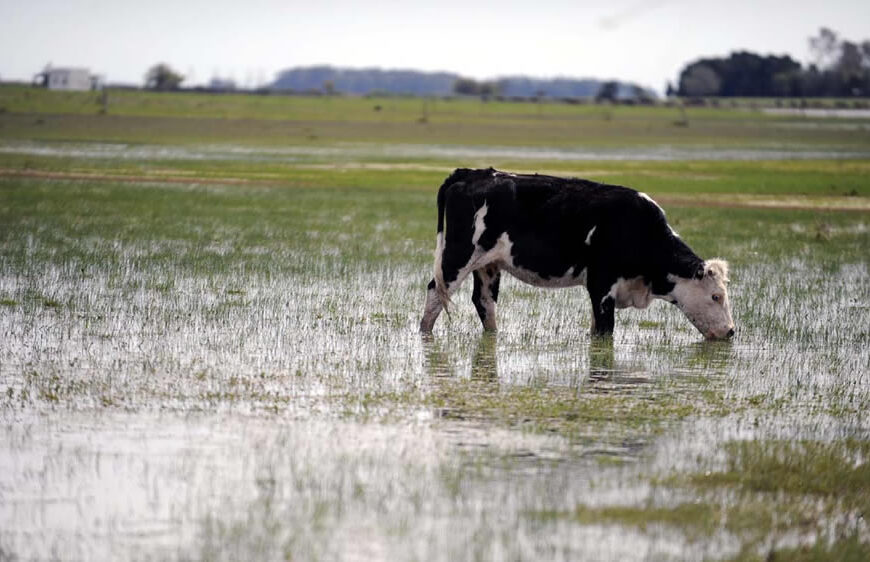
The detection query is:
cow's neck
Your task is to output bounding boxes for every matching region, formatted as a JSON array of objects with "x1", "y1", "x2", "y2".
[{"x1": 650, "y1": 235, "x2": 704, "y2": 299}]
